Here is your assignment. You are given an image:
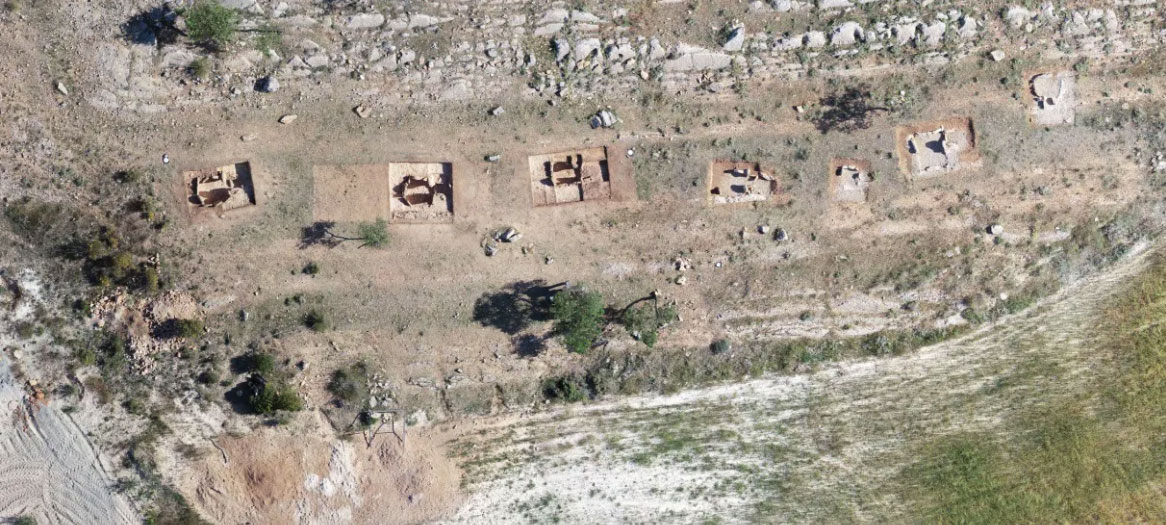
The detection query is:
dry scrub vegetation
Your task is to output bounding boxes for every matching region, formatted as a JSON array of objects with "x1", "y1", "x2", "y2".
[{"x1": 444, "y1": 246, "x2": 1166, "y2": 524}]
